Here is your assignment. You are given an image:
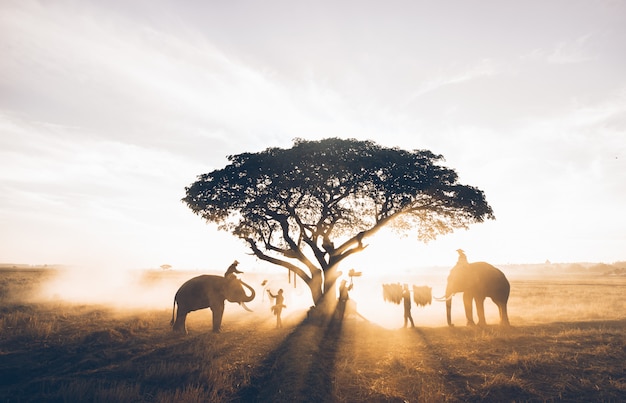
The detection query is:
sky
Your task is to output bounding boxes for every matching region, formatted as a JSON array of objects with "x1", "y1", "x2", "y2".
[{"x1": 1, "y1": 0, "x2": 625, "y2": 274}]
